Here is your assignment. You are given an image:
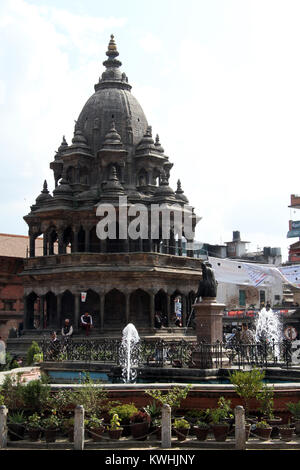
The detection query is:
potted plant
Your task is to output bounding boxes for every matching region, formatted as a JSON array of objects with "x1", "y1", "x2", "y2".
[
  {"x1": 257, "y1": 385, "x2": 281, "y2": 438},
  {"x1": 194, "y1": 420, "x2": 210, "y2": 441},
  {"x1": 62, "y1": 417, "x2": 75, "y2": 442},
  {"x1": 41, "y1": 411, "x2": 61, "y2": 443},
  {"x1": 152, "y1": 418, "x2": 162, "y2": 439},
  {"x1": 254, "y1": 420, "x2": 272, "y2": 440},
  {"x1": 286, "y1": 401, "x2": 300, "y2": 435},
  {"x1": 7, "y1": 411, "x2": 26, "y2": 441},
  {"x1": 229, "y1": 368, "x2": 265, "y2": 420},
  {"x1": 279, "y1": 420, "x2": 295, "y2": 442},
  {"x1": 87, "y1": 415, "x2": 105, "y2": 441},
  {"x1": 209, "y1": 408, "x2": 230, "y2": 442},
  {"x1": 145, "y1": 385, "x2": 191, "y2": 418},
  {"x1": 130, "y1": 411, "x2": 150, "y2": 441},
  {"x1": 108, "y1": 403, "x2": 138, "y2": 437},
  {"x1": 172, "y1": 418, "x2": 190, "y2": 441},
  {"x1": 26, "y1": 413, "x2": 42, "y2": 441},
  {"x1": 108, "y1": 413, "x2": 123, "y2": 440}
]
